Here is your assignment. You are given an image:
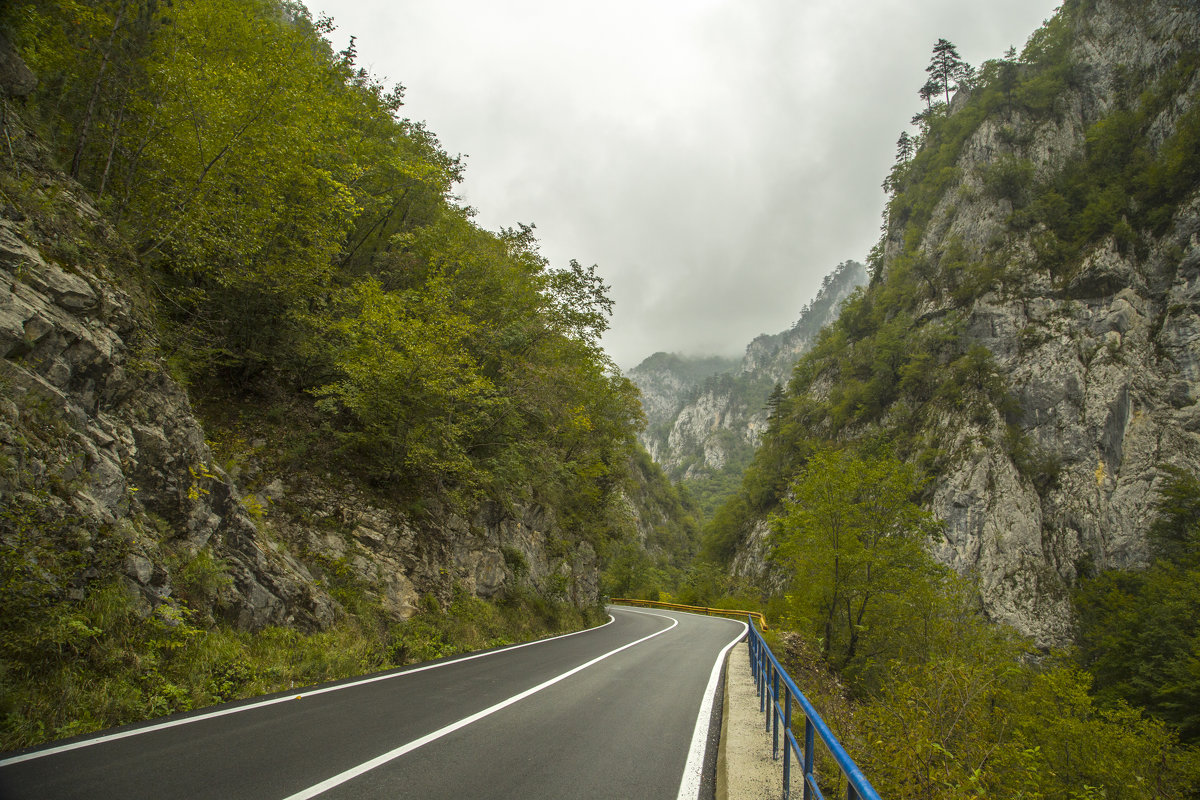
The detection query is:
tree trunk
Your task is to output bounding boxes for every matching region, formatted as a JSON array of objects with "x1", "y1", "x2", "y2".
[
  {"x1": 97, "y1": 102, "x2": 125, "y2": 199},
  {"x1": 71, "y1": 4, "x2": 127, "y2": 180}
]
